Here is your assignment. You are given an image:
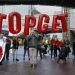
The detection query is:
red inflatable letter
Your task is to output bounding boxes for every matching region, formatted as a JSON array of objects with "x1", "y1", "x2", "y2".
[
  {"x1": 24, "y1": 15, "x2": 36, "y2": 35},
  {"x1": 52, "y1": 15, "x2": 60, "y2": 32},
  {"x1": 58, "y1": 13, "x2": 68, "y2": 32},
  {"x1": 0, "y1": 14, "x2": 7, "y2": 34},
  {"x1": 37, "y1": 14, "x2": 49, "y2": 33},
  {"x1": 8, "y1": 12, "x2": 21, "y2": 34},
  {"x1": 52, "y1": 13, "x2": 68, "y2": 32}
]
